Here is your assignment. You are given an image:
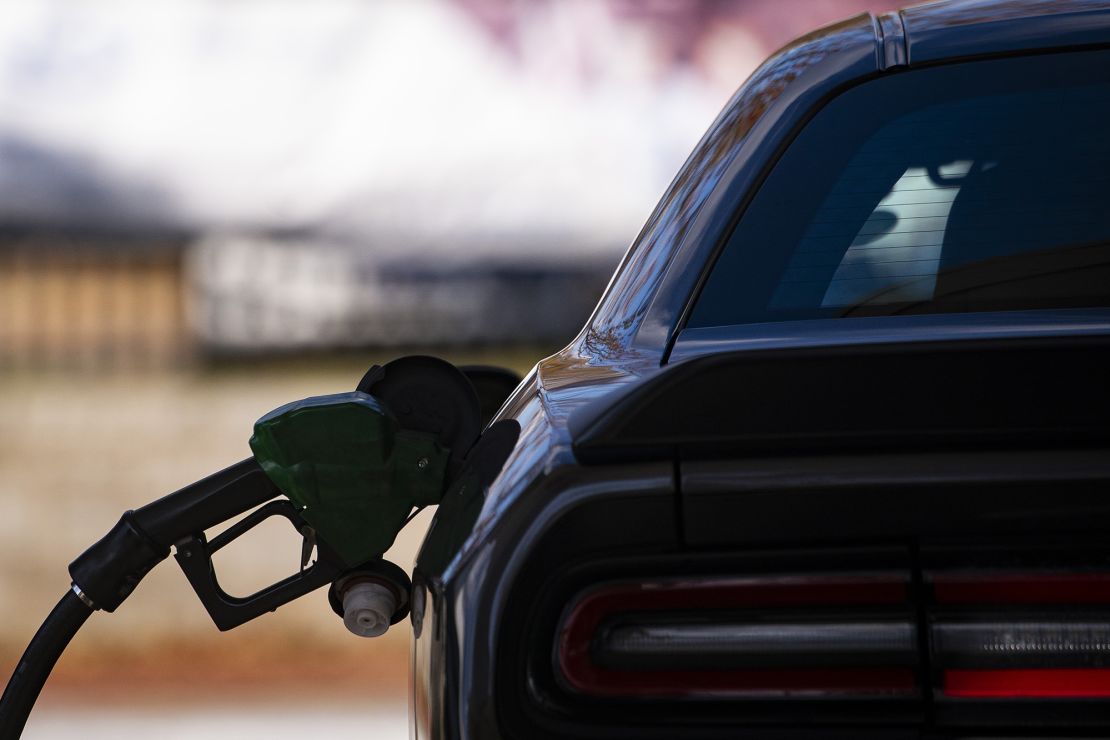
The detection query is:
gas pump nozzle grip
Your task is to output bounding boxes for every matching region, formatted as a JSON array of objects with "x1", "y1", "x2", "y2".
[
  {"x1": 68, "y1": 457, "x2": 279, "y2": 612},
  {"x1": 172, "y1": 498, "x2": 347, "y2": 631},
  {"x1": 130, "y1": 457, "x2": 279, "y2": 548}
]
